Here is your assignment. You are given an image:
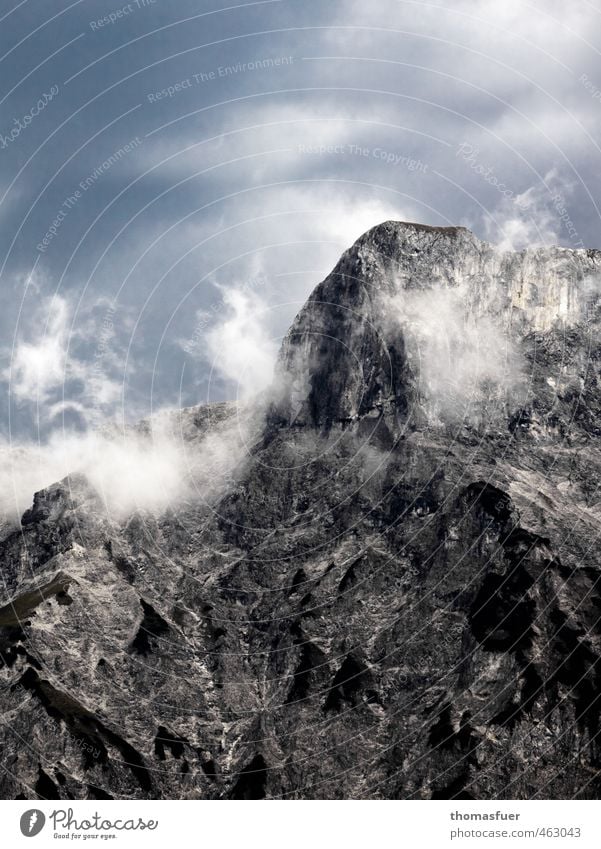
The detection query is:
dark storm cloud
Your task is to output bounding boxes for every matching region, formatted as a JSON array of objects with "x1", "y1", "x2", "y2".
[{"x1": 0, "y1": 0, "x2": 600, "y2": 446}]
